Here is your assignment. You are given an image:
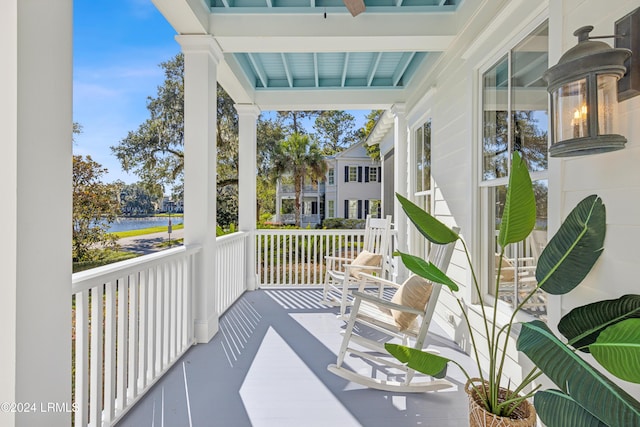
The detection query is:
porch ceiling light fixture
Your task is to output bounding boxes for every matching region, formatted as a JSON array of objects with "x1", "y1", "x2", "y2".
[{"x1": 544, "y1": 26, "x2": 632, "y2": 157}]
